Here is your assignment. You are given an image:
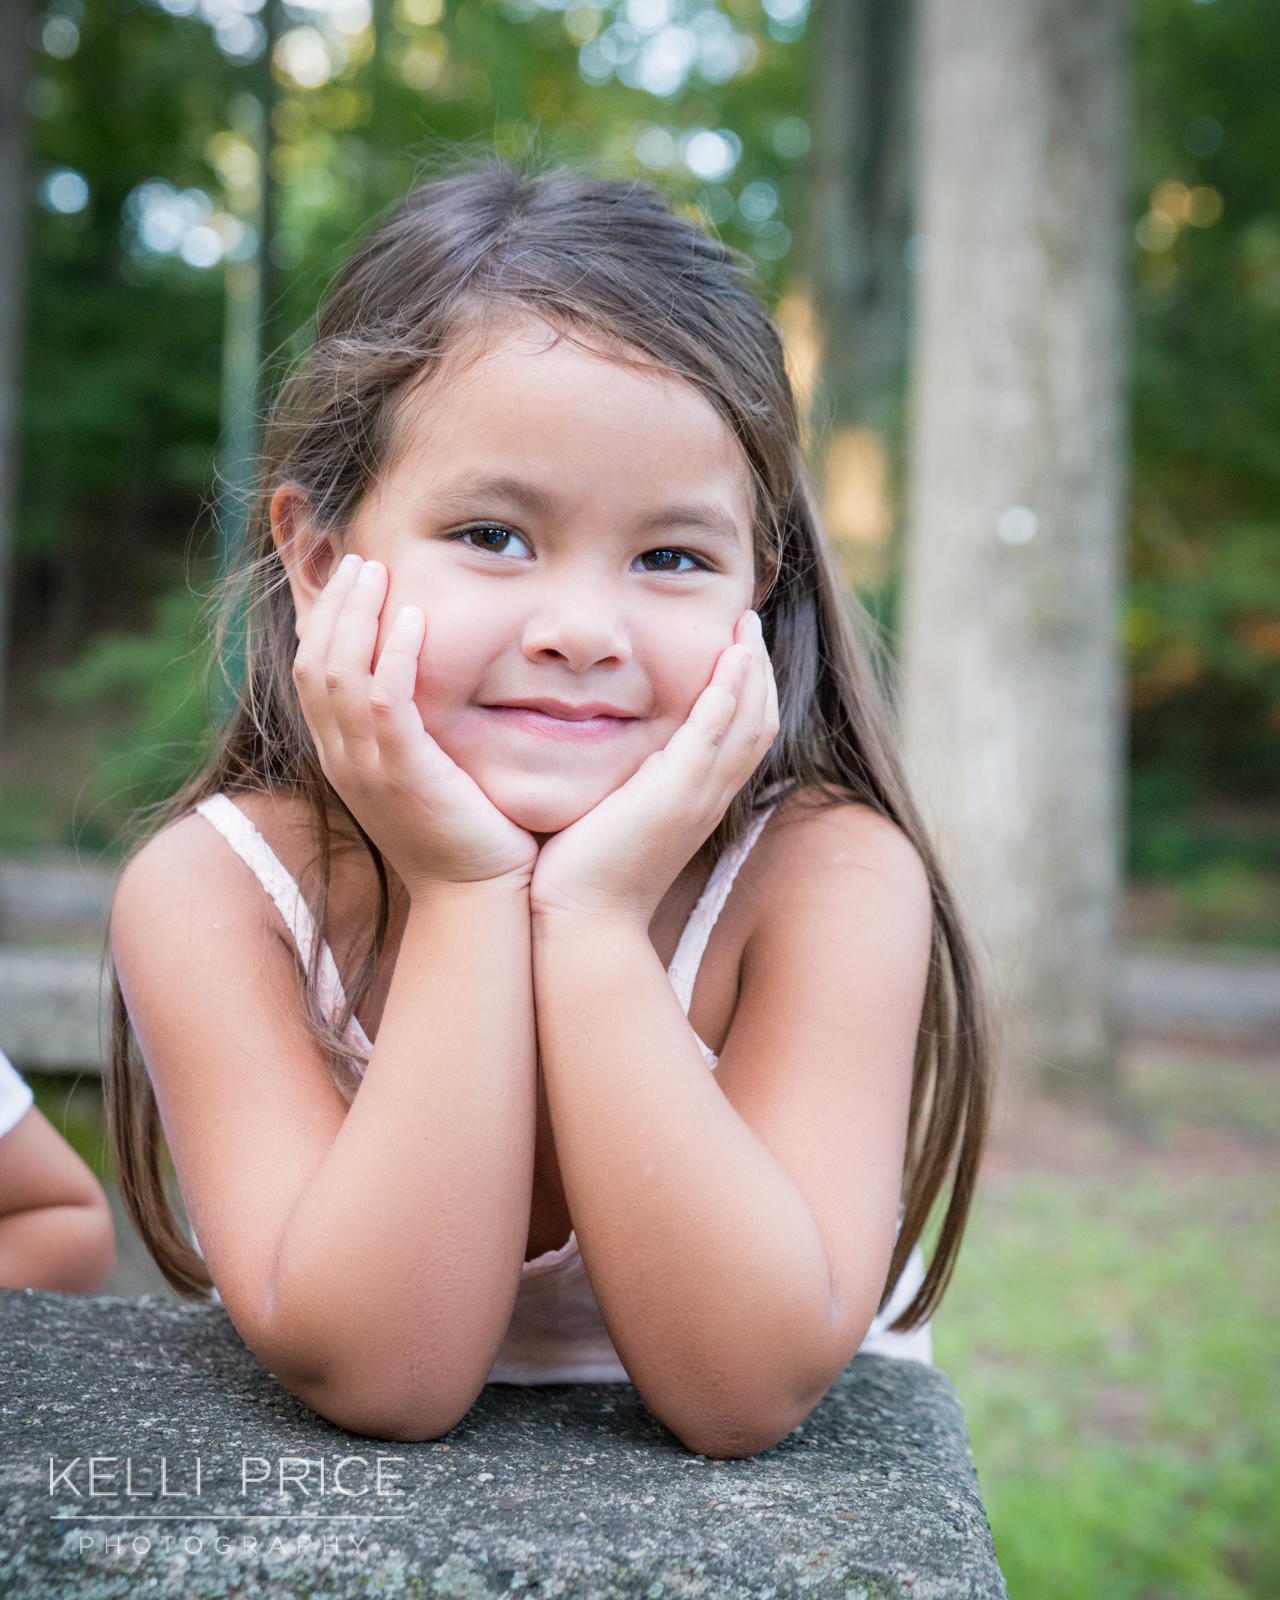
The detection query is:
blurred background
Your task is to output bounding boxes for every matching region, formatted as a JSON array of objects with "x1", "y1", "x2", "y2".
[{"x1": 0, "y1": 0, "x2": 1277, "y2": 1594}]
